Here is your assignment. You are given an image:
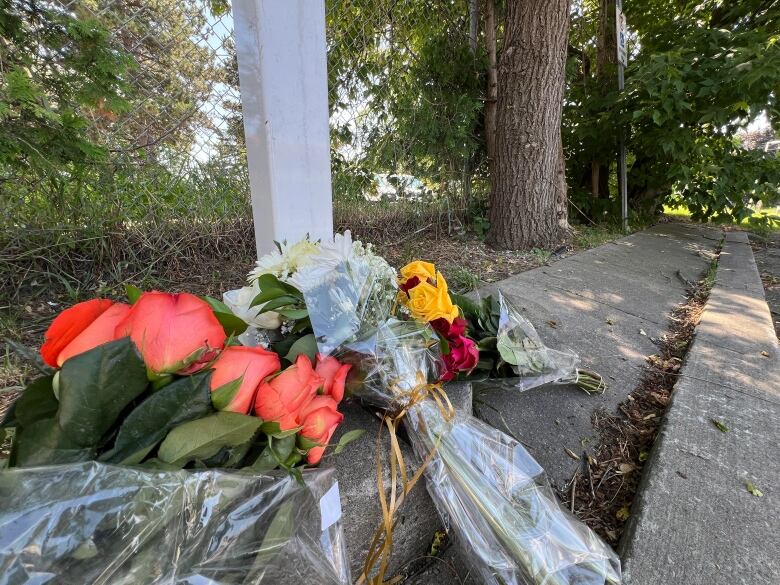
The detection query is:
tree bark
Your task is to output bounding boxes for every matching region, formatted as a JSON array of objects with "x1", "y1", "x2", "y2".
[
  {"x1": 484, "y1": 0, "x2": 498, "y2": 176},
  {"x1": 487, "y1": 0, "x2": 570, "y2": 249},
  {"x1": 590, "y1": 0, "x2": 616, "y2": 199}
]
